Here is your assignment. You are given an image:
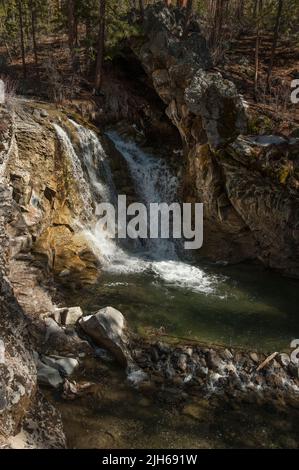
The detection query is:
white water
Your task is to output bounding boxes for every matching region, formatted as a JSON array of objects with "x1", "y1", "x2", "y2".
[
  {"x1": 55, "y1": 121, "x2": 217, "y2": 294},
  {"x1": 69, "y1": 119, "x2": 115, "y2": 202},
  {"x1": 53, "y1": 123, "x2": 94, "y2": 222}
]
